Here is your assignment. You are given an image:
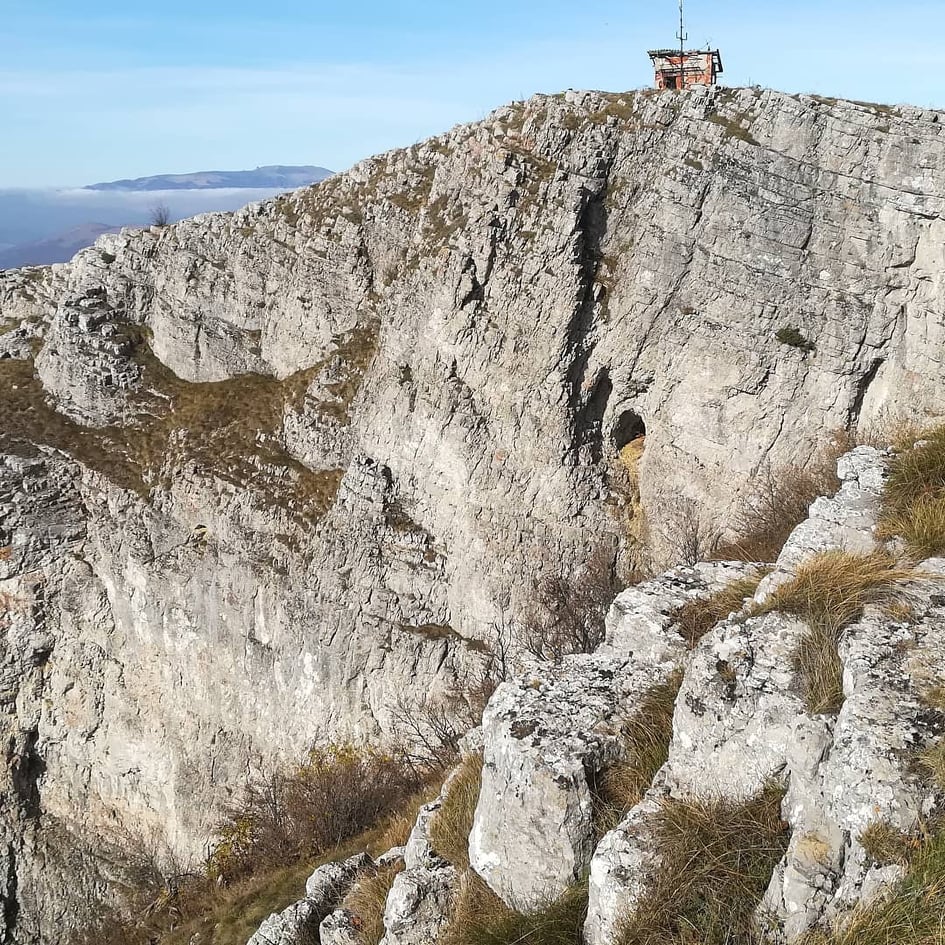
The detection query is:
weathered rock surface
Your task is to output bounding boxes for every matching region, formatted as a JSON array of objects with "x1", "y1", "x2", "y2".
[
  {"x1": 4, "y1": 85, "x2": 945, "y2": 940},
  {"x1": 470, "y1": 562, "x2": 756, "y2": 908},
  {"x1": 247, "y1": 854, "x2": 374, "y2": 945},
  {"x1": 236, "y1": 449, "x2": 944, "y2": 945},
  {"x1": 586, "y1": 448, "x2": 945, "y2": 943}
]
